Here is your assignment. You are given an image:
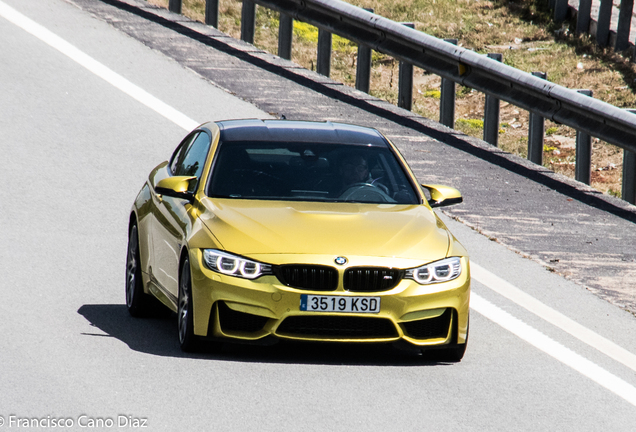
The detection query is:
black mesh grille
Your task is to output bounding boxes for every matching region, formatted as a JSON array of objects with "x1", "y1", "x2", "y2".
[
  {"x1": 217, "y1": 302, "x2": 269, "y2": 333},
  {"x1": 344, "y1": 267, "x2": 404, "y2": 292},
  {"x1": 275, "y1": 265, "x2": 338, "y2": 291},
  {"x1": 401, "y1": 309, "x2": 452, "y2": 339},
  {"x1": 277, "y1": 316, "x2": 397, "y2": 338}
]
